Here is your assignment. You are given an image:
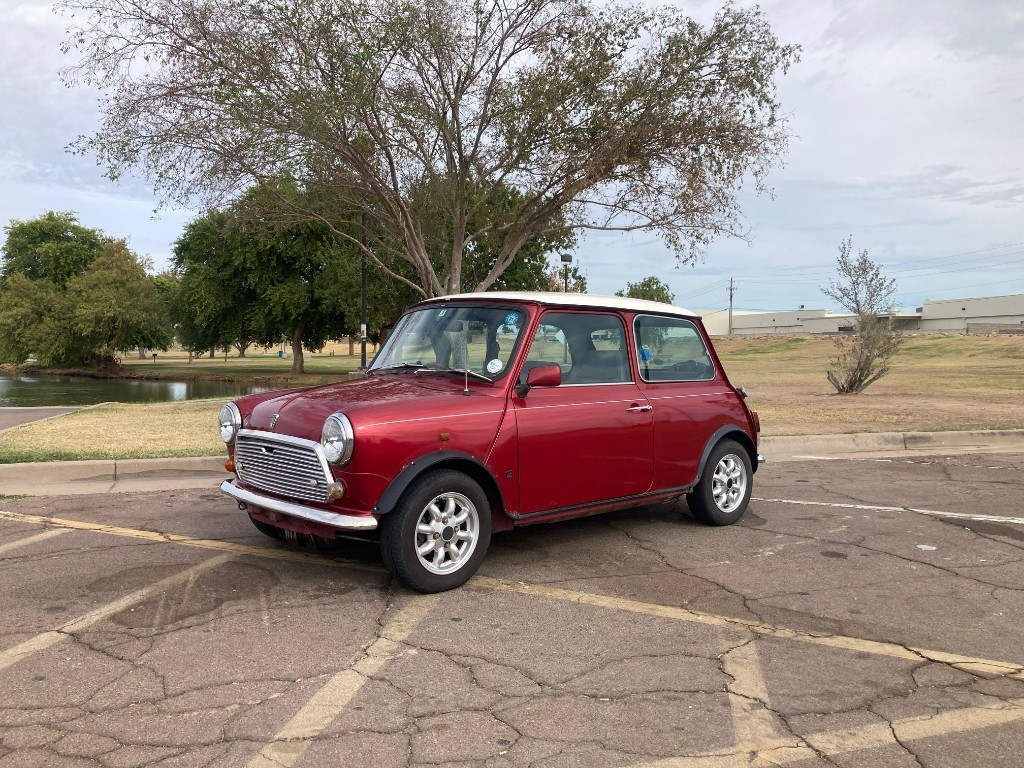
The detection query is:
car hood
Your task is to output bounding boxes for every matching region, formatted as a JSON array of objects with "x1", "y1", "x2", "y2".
[{"x1": 245, "y1": 374, "x2": 505, "y2": 442}]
